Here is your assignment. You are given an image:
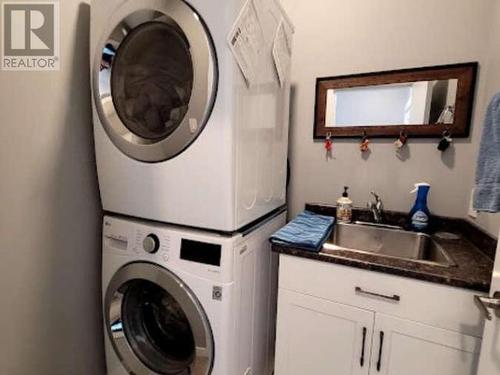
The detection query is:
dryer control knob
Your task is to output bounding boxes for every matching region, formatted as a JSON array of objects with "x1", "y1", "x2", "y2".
[{"x1": 143, "y1": 234, "x2": 160, "y2": 254}]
